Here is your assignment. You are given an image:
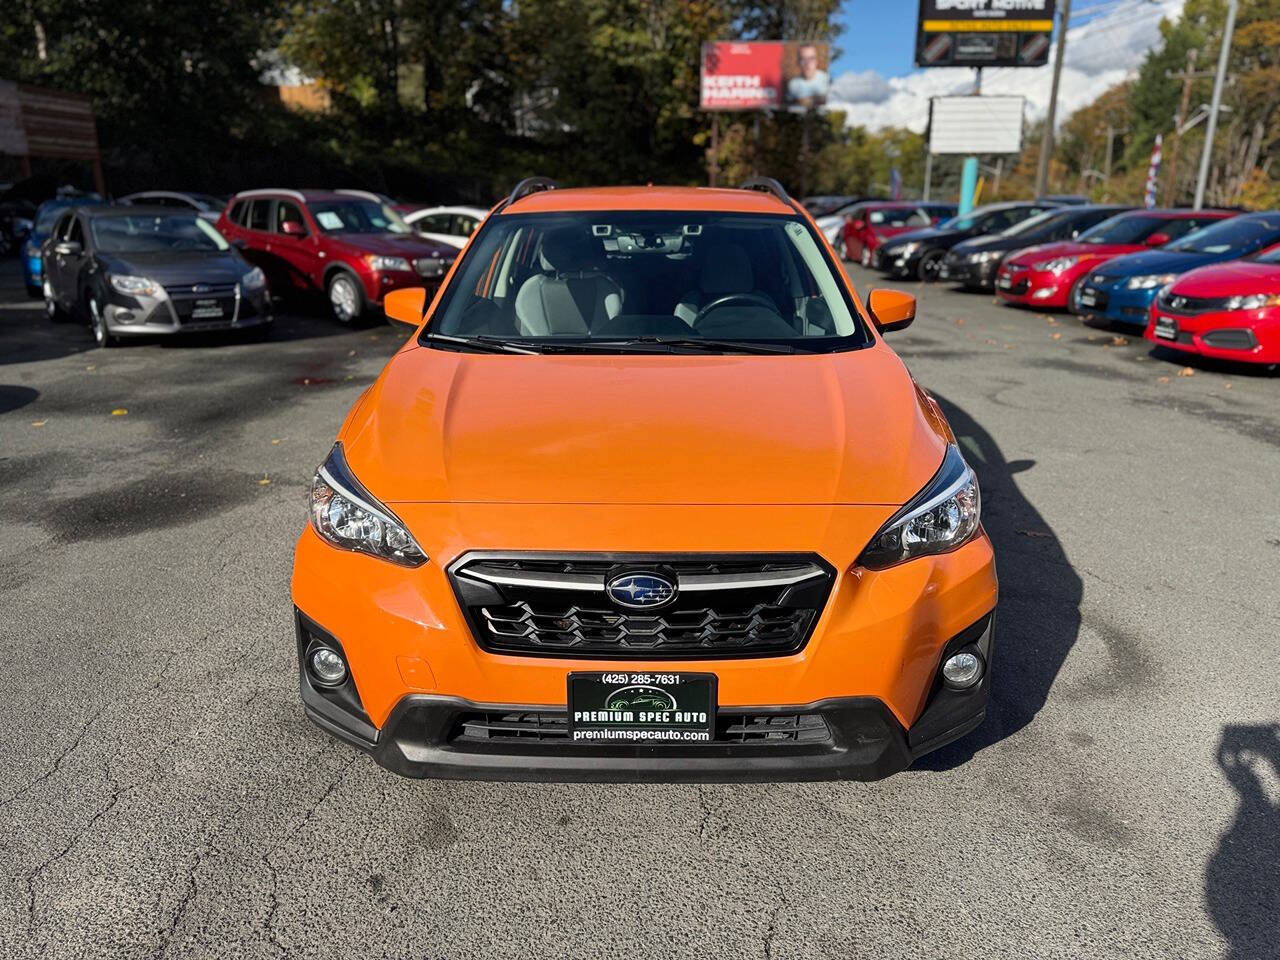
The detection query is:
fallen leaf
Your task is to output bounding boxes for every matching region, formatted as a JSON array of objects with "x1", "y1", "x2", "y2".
[
  {"x1": 1177, "y1": 366, "x2": 1195, "y2": 377},
  {"x1": 85, "y1": 364, "x2": 96, "y2": 371},
  {"x1": 1087, "y1": 334, "x2": 1098, "y2": 341},
  {"x1": 953, "y1": 317, "x2": 965, "y2": 327},
  {"x1": 258, "y1": 476, "x2": 271, "y2": 486},
  {"x1": 271, "y1": 439, "x2": 282, "y2": 445},
  {"x1": 984, "y1": 338, "x2": 997, "y2": 345},
  {"x1": 1109, "y1": 336, "x2": 1129, "y2": 347},
  {"x1": 31, "y1": 419, "x2": 47, "y2": 427},
  {"x1": 347, "y1": 349, "x2": 357, "y2": 357},
  {"x1": 1003, "y1": 343, "x2": 1014, "y2": 349},
  {"x1": 1134, "y1": 356, "x2": 1147, "y2": 362},
  {"x1": 1224, "y1": 382, "x2": 1233, "y2": 390},
  {"x1": 1050, "y1": 332, "x2": 1062, "y2": 340},
  {"x1": 1047, "y1": 317, "x2": 1058, "y2": 325},
  {"x1": 1157, "y1": 376, "x2": 1170, "y2": 384},
  {"x1": 344, "y1": 374, "x2": 354, "y2": 380},
  {"x1": 111, "y1": 408, "x2": 128, "y2": 416}
]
